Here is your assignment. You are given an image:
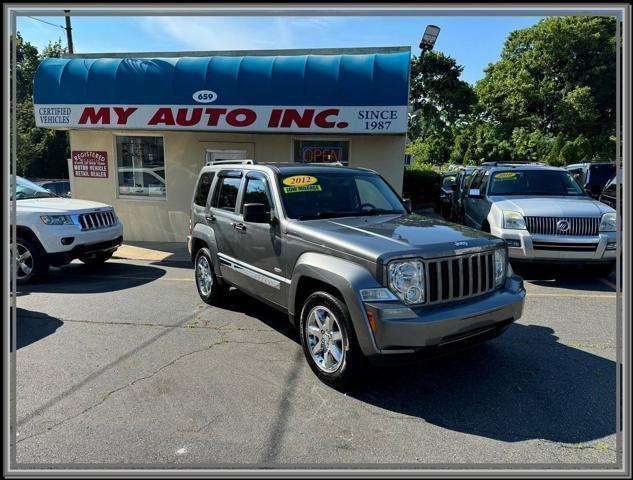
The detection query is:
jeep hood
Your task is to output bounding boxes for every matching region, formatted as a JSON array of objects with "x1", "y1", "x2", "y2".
[
  {"x1": 16, "y1": 197, "x2": 113, "y2": 214},
  {"x1": 489, "y1": 195, "x2": 614, "y2": 216},
  {"x1": 287, "y1": 214, "x2": 503, "y2": 263}
]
